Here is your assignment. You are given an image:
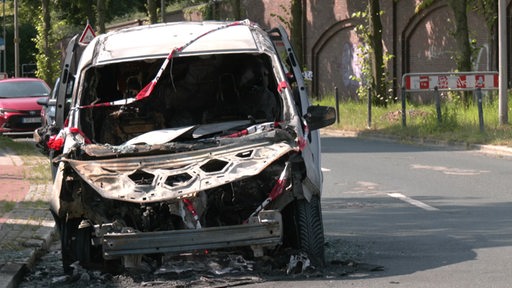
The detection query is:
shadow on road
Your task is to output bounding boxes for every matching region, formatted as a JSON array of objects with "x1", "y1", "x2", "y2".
[
  {"x1": 321, "y1": 196, "x2": 512, "y2": 279},
  {"x1": 321, "y1": 136, "x2": 467, "y2": 154}
]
